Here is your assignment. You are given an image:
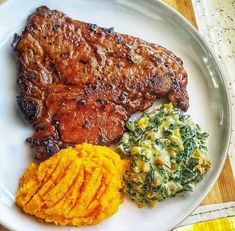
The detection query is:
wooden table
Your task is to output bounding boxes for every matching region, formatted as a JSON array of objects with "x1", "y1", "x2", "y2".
[{"x1": 0, "y1": 0, "x2": 235, "y2": 230}]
